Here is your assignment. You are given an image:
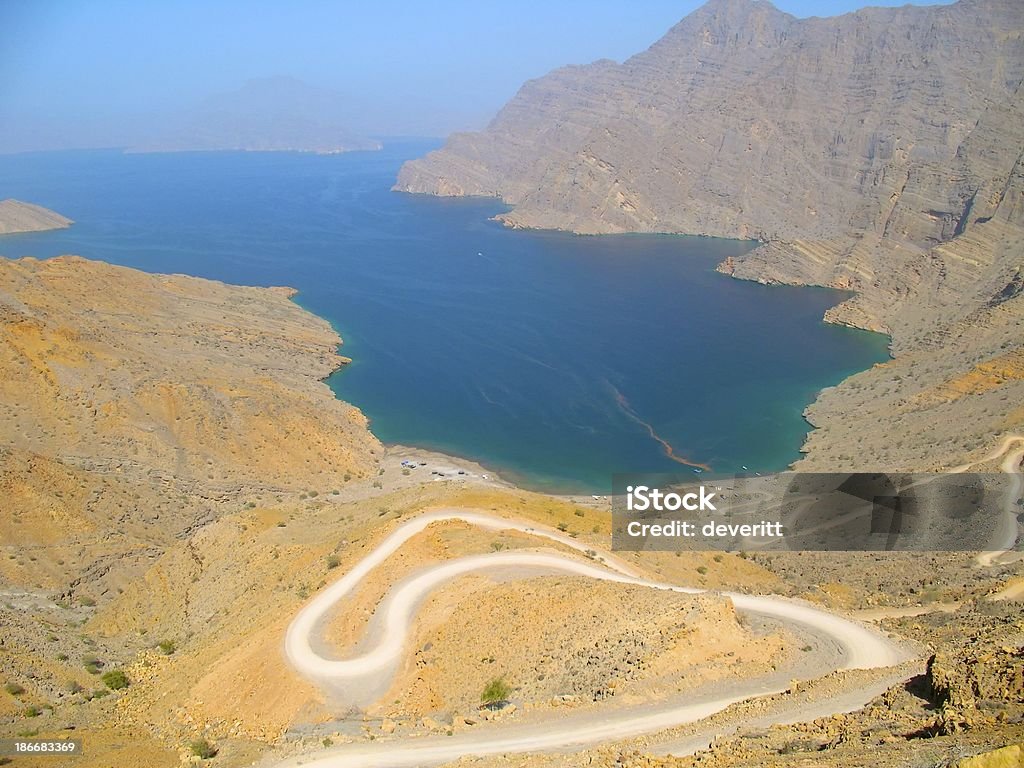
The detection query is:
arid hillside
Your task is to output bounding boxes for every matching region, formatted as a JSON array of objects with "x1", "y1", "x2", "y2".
[
  {"x1": 0, "y1": 255, "x2": 381, "y2": 599},
  {"x1": 0, "y1": 255, "x2": 1019, "y2": 768}
]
